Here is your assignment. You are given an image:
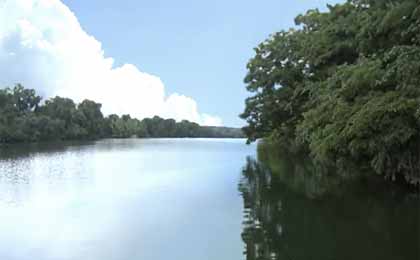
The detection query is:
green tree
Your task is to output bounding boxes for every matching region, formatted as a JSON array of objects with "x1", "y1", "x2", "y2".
[
  {"x1": 241, "y1": 0, "x2": 420, "y2": 185},
  {"x1": 1, "y1": 85, "x2": 243, "y2": 143},
  {"x1": 12, "y1": 84, "x2": 41, "y2": 113},
  {"x1": 40, "y1": 96, "x2": 87, "y2": 139},
  {"x1": 77, "y1": 99, "x2": 105, "y2": 138}
]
